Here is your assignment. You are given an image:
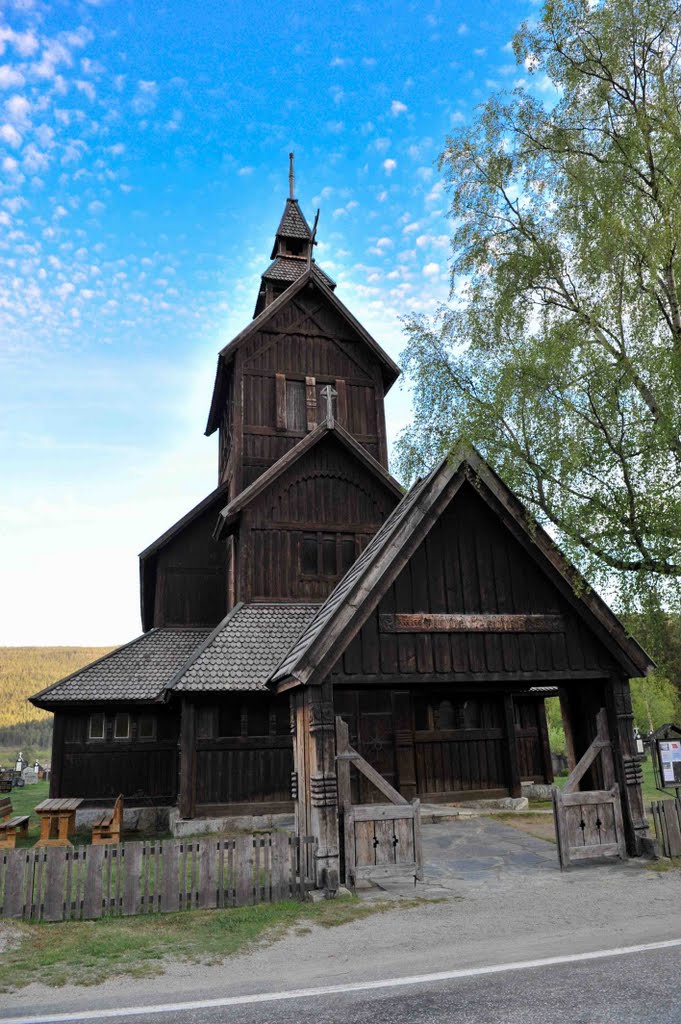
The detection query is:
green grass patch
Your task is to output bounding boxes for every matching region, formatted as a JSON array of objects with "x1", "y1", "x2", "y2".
[
  {"x1": 0, "y1": 895, "x2": 431, "y2": 992},
  {"x1": 5, "y1": 780, "x2": 50, "y2": 845},
  {"x1": 645, "y1": 857, "x2": 681, "y2": 873}
]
